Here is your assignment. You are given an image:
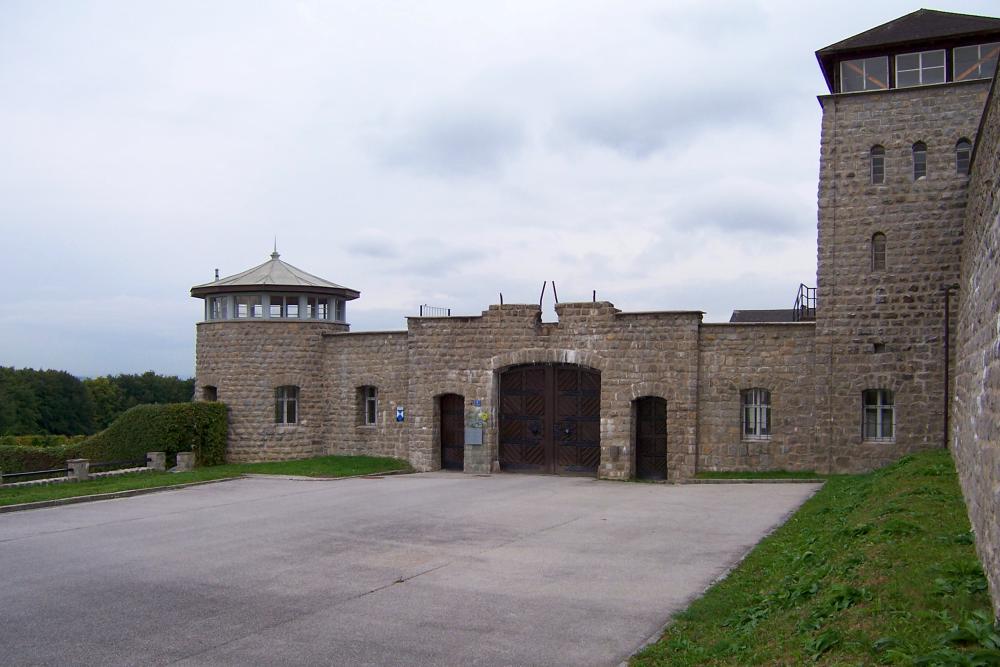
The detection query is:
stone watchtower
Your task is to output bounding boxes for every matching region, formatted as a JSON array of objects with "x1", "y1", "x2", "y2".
[
  {"x1": 814, "y1": 10, "x2": 1000, "y2": 471},
  {"x1": 191, "y1": 251, "x2": 359, "y2": 462}
]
